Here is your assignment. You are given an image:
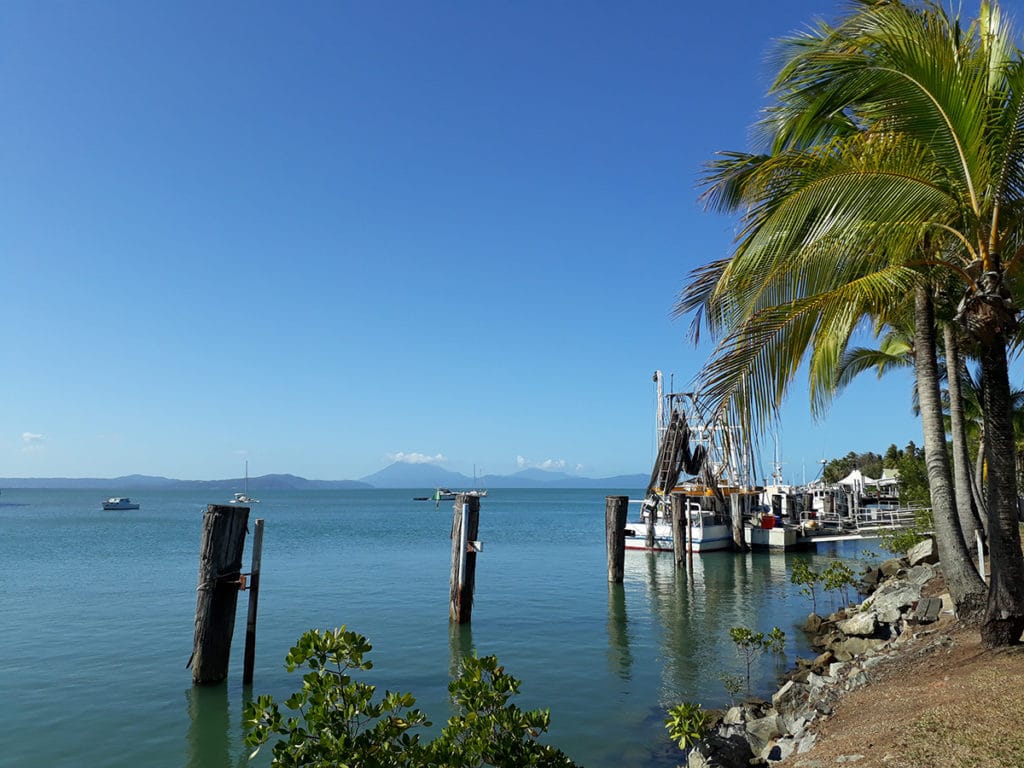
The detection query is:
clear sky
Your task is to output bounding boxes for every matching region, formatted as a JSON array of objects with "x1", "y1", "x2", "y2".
[{"x1": 4, "y1": 1, "x2": 1017, "y2": 483}]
